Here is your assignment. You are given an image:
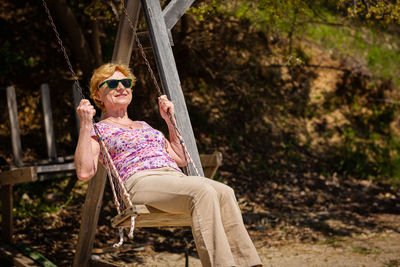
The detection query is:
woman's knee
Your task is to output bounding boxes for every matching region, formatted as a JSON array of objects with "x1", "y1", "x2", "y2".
[
  {"x1": 195, "y1": 182, "x2": 218, "y2": 199},
  {"x1": 217, "y1": 183, "x2": 236, "y2": 200}
]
